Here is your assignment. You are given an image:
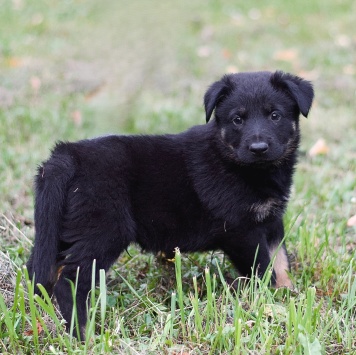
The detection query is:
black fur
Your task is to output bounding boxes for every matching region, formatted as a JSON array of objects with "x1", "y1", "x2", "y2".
[{"x1": 27, "y1": 71, "x2": 314, "y2": 339}]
